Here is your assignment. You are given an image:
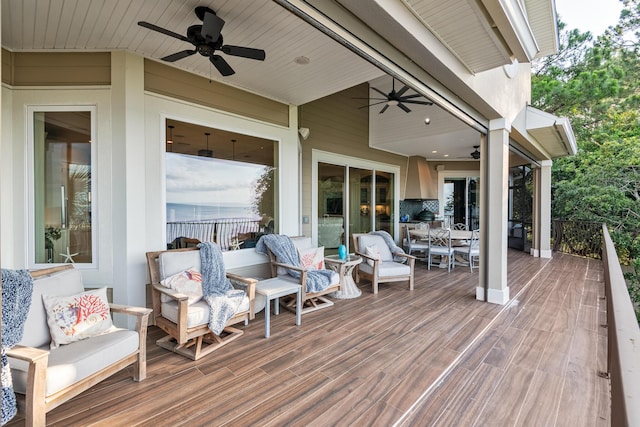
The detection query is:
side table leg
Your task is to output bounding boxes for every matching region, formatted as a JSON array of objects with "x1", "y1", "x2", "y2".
[
  {"x1": 296, "y1": 288, "x2": 302, "y2": 326},
  {"x1": 274, "y1": 297, "x2": 280, "y2": 316},
  {"x1": 265, "y1": 297, "x2": 271, "y2": 338}
]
